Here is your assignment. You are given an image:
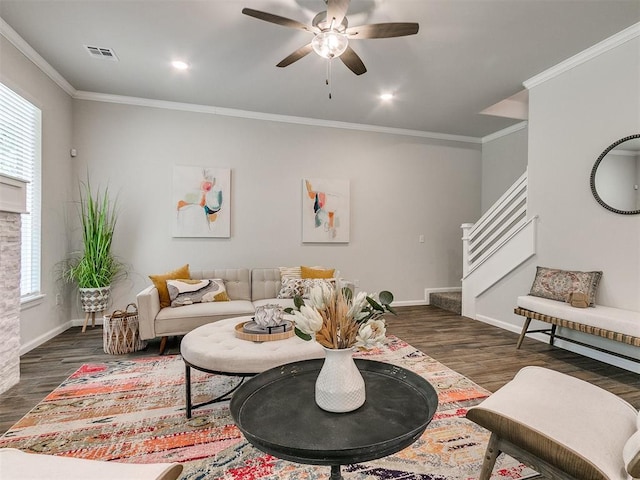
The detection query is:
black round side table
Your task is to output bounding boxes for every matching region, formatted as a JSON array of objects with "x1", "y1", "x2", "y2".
[{"x1": 230, "y1": 358, "x2": 438, "y2": 479}]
